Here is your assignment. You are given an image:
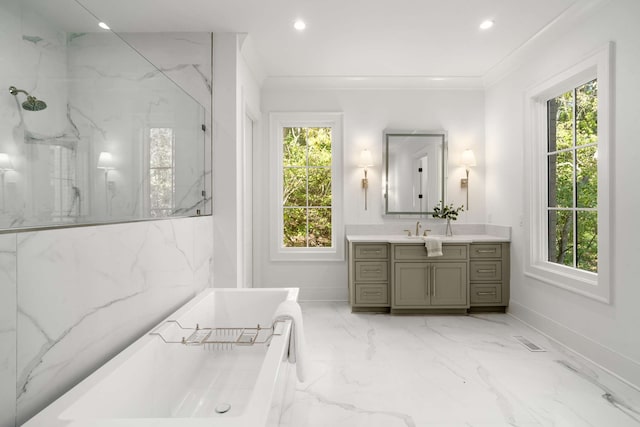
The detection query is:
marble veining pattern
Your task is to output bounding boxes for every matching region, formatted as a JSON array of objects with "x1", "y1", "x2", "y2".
[
  {"x1": 281, "y1": 303, "x2": 640, "y2": 427},
  {"x1": 14, "y1": 217, "x2": 212, "y2": 425},
  {"x1": 0, "y1": 235, "x2": 17, "y2": 427}
]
